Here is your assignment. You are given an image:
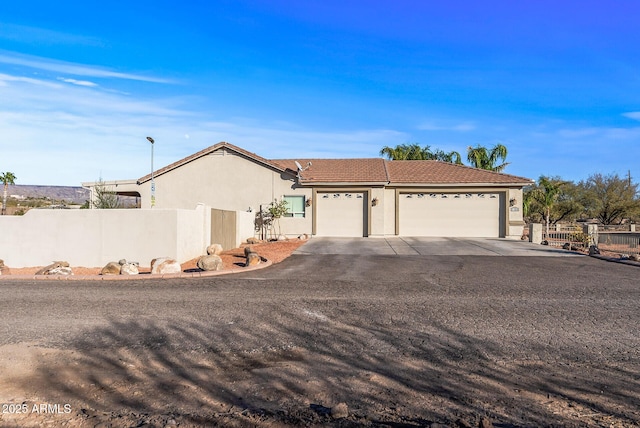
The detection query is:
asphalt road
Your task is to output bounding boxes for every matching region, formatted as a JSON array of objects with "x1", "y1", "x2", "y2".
[{"x1": 1, "y1": 251, "x2": 639, "y2": 426}]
